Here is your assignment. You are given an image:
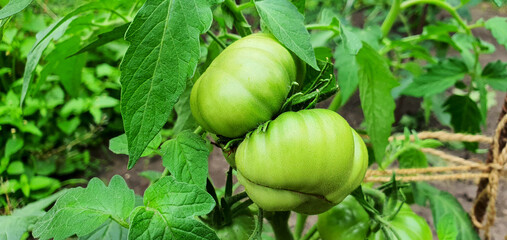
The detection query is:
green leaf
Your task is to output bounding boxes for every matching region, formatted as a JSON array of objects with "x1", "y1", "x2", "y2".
[
  {"x1": 173, "y1": 81, "x2": 197, "y2": 135},
  {"x1": 339, "y1": 24, "x2": 362, "y2": 55},
  {"x1": 356, "y1": 43, "x2": 398, "y2": 164},
  {"x1": 128, "y1": 176, "x2": 217, "y2": 240},
  {"x1": 485, "y1": 17, "x2": 507, "y2": 50},
  {"x1": 452, "y1": 33, "x2": 475, "y2": 70},
  {"x1": 415, "y1": 183, "x2": 480, "y2": 240},
  {"x1": 33, "y1": 176, "x2": 135, "y2": 240},
  {"x1": 289, "y1": 0, "x2": 305, "y2": 14},
  {"x1": 57, "y1": 117, "x2": 81, "y2": 135},
  {"x1": 334, "y1": 45, "x2": 358, "y2": 107},
  {"x1": 403, "y1": 59, "x2": 468, "y2": 97},
  {"x1": 255, "y1": 0, "x2": 318, "y2": 70},
  {"x1": 69, "y1": 23, "x2": 130, "y2": 58},
  {"x1": 0, "y1": 0, "x2": 33, "y2": 19},
  {"x1": 160, "y1": 131, "x2": 209, "y2": 189},
  {"x1": 138, "y1": 170, "x2": 163, "y2": 183},
  {"x1": 444, "y1": 95, "x2": 481, "y2": 134},
  {"x1": 4, "y1": 137, "x2": 23, "y2": 158},
  {"x1": 109, "y1": 133, "x2": 162, "y2": 157},
  {"x1": 79, "y1": 219, "x2": 128, "y2": 240},
  {"x1": 436, "y1": 213, "x2": 459, "y2": 240},
  {"x1": 398, "y1": 147, "x2": 428, "y2": 169},
  {"x1": 120, "y1": 0, "x2": 217, "y2": 169},
  {"x1": 6, "y1": 161, "x2": 24, "y2": 175},
  {"x1": 0, "y1": 191, "x2": 66, "y2": 240},
  {"x1": 481, "y1": 60, "x2": 507, "y2": 91}
]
